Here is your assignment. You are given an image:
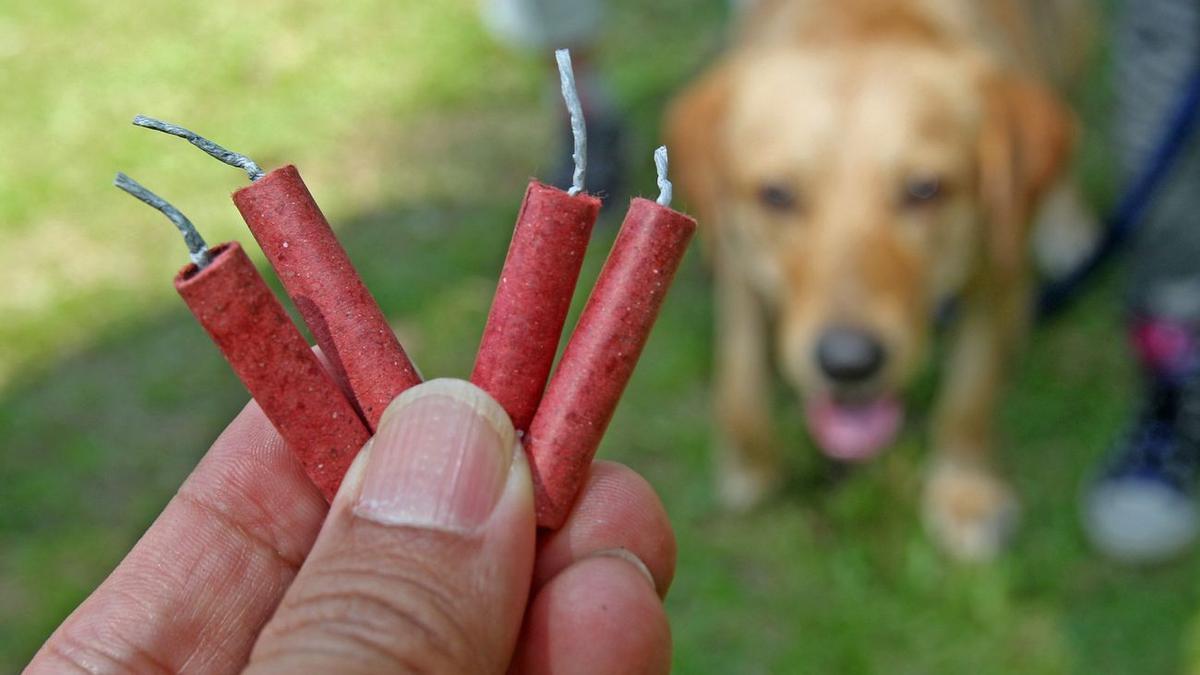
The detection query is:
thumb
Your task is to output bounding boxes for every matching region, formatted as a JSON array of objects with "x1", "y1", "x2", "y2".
[{"x1": 246, "y1": 379, "x2": 536, "y2": 674}]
